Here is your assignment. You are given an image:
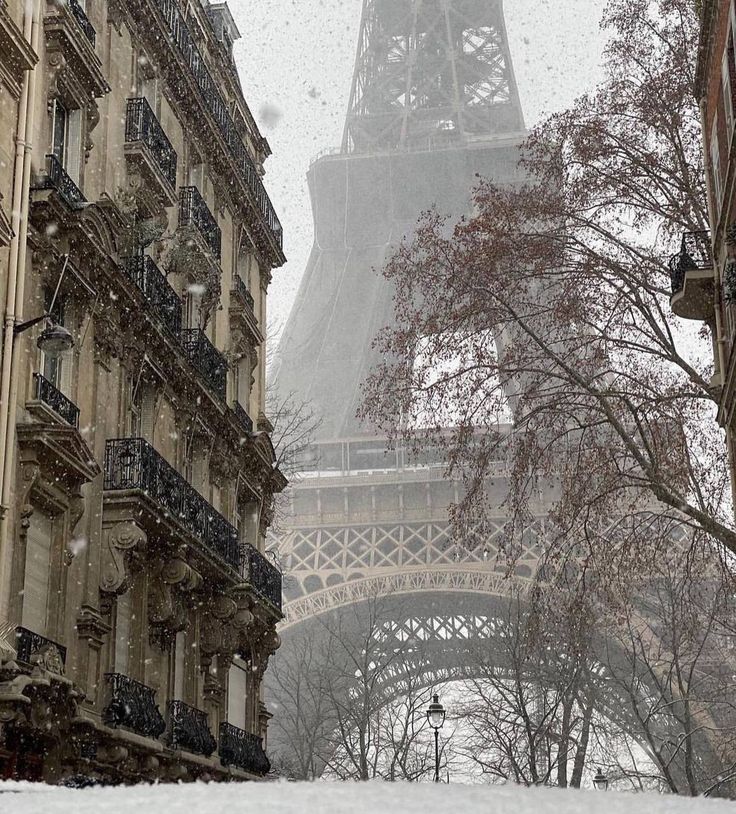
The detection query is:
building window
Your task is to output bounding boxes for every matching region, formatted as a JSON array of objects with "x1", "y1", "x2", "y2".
[
  {"x1": 127, "y1": 375, "x2": 158, "y2": 442},
  {"x1": 41, "y1": 287, "x2": 73, "y2": 396},
  {"x1": 50, "y1": 98, "x2": 82, "y2": 184}
]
